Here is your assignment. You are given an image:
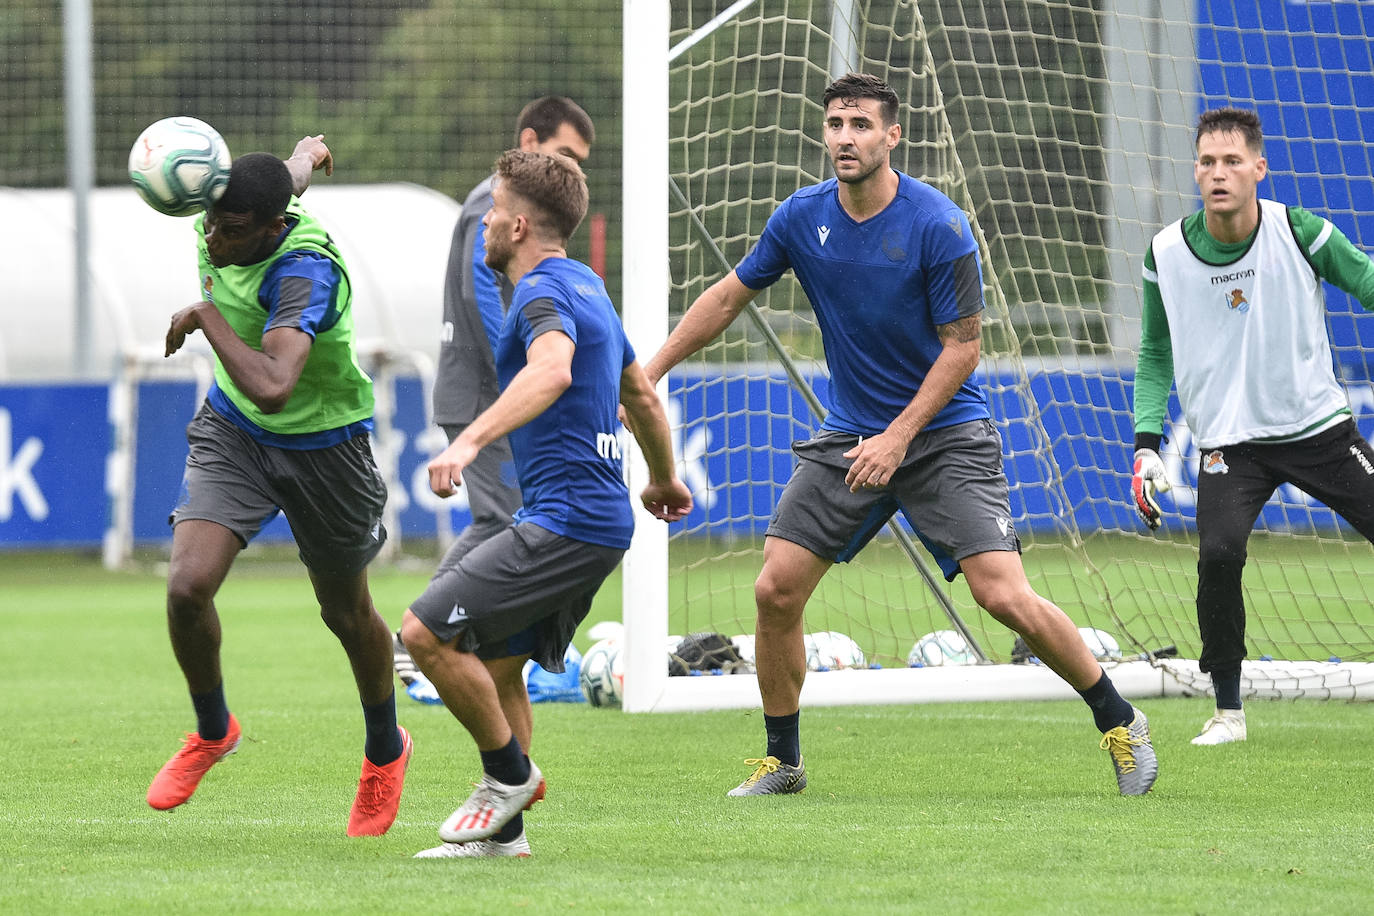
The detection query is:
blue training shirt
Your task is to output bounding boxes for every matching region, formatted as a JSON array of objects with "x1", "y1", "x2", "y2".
[
  {"x1": 495, "y1": 257, "x2": 637, "y2": 550},
  {"x1": 469, "y1": 217, "x2": 507, "y2": 355},
  {"x1": 735, "y1": 173, "x2": 990, "y2": 436}
]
